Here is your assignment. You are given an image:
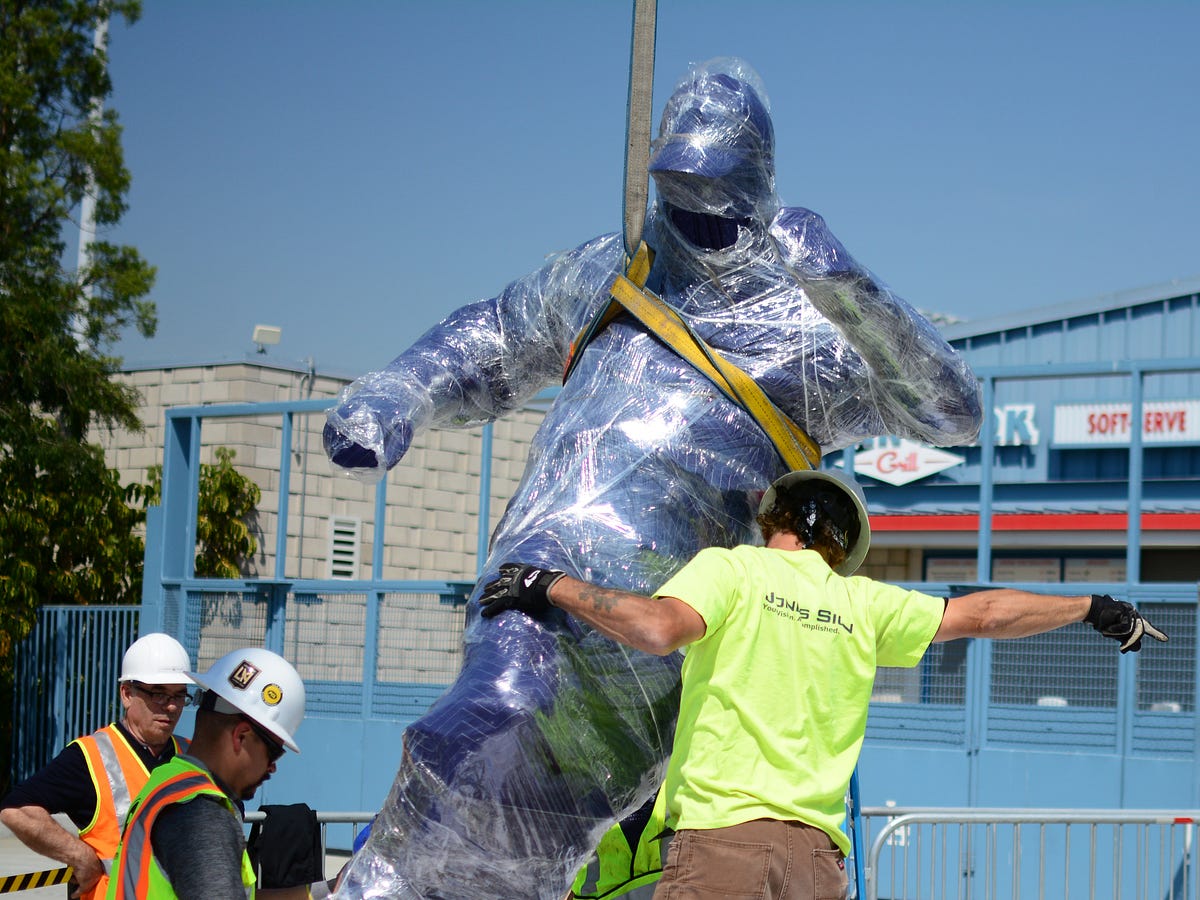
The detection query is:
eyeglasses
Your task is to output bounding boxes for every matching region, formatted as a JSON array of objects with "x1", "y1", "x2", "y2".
[
  {"x1": 242, "y1": 716, "x2": 285, "y2": 763},
  {"x1": 131, "y1": 684, "x2": 194, "y2": 708}
]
